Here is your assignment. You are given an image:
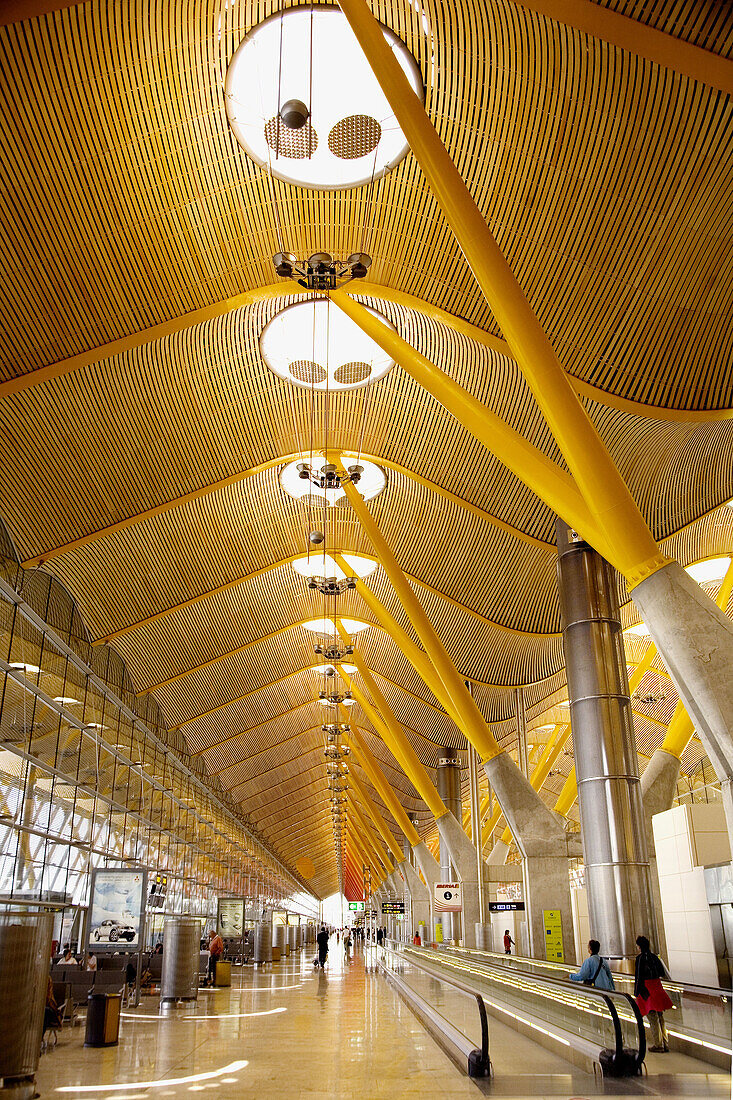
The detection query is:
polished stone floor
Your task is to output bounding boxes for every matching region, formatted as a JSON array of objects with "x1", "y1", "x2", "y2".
[{"x1": 35, "y1": 938, "x2": 729, "y2": 1099}]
